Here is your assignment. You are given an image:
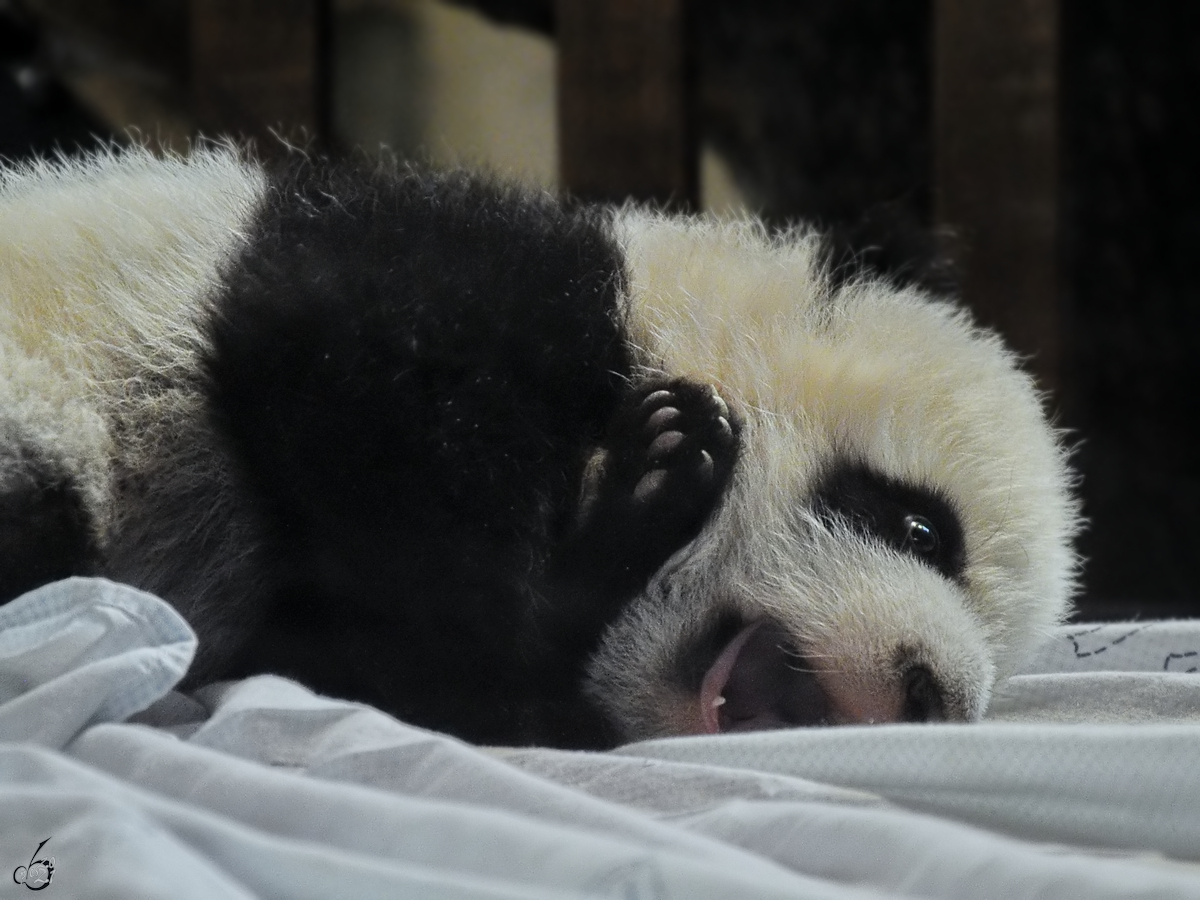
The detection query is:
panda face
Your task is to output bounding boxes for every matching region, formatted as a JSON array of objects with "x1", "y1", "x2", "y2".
[
  {"x1": 583, "y1": 211, "x2": 1079, "y2": 743},
  {"x1": 582, "y1": 431, "x2": 1007, "y2": 741}
]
